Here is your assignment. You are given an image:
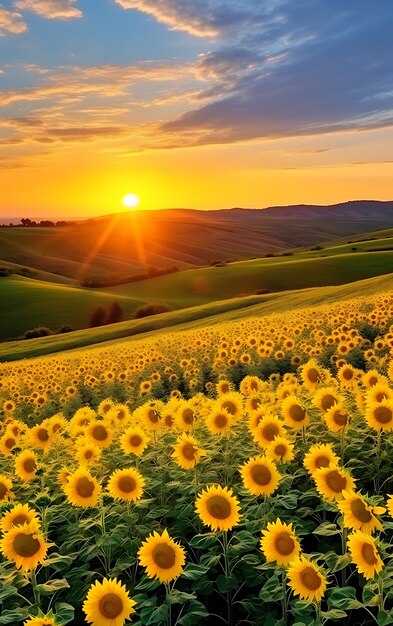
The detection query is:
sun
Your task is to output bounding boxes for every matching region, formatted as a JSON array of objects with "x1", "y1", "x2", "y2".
[{"x1": 122, "y1": 193, "x2": 140, "y2": 209}]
